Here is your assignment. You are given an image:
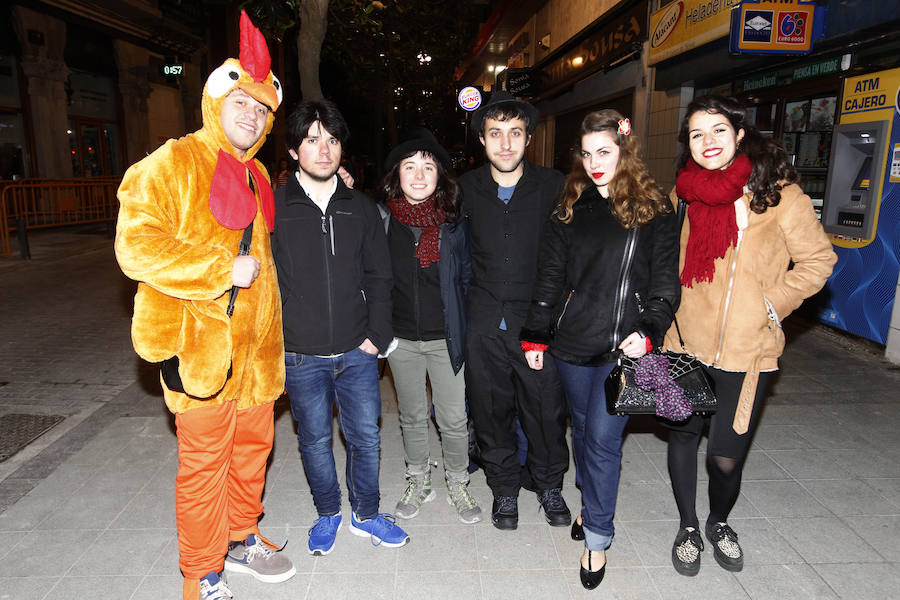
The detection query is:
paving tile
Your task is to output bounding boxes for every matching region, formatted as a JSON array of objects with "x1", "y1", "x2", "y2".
[
  {"x1": 769, "y1": 517, "x2": 883, "y2": 564},
  {"x1": 765, "y1": 450, "x2": 853, "y2": 479},
  {"x1": 0, "y1": 491, "x2": 66, "y2": 531},
  {"x1": 749, "y1": 425, "x2": 815, "y2": 450},
  {"x1": 723, "y1": 518, "x2": 803, "y2": 566},
  {"x1": 1, "y1": 528, "x2": 100, "y2": 577},
  {"x1": 68, "y1": 529, "x2": 171, "y2": 576},
  {"x1": 35, "y1": 489, "x2": 135, "y2": 530},
  {"x1": 130, "y1": 574, "x2": 185, "y2": 600},
  {"x1": 802, "y1": 479, "x2": 898, "y2": 516},
  {"x1": 0, "y1": 576, "x2": 59, "y2": 600},
  {"x1": 305, "y1": 571, "x2": 396, "y2": 599},
  {"x1": 223, "y1": 571, "x2": 314, "y2": 599},
  {"x1": 733, "y1": 564, "x2": 837, "y2": 599},
  {"x1": 109, "y1": 491, "x2": 176, "y2": 530},
  {"x1": 473, "y1": 523, "x2": 561, "y2": 570},
  {"x1": 646, "y1": 564, "x2": 750, "y2": 598},
  {"x1": 615, "y1": 482, "x2": 680, "y2": 521},
  {"x1": 739, "y1": 482, "x2": 831, "y2": 518},
  {"x1": 812, "y1": 562, "x2": 900, "y2": 600},
  {"x1": 395, "y1": 523, "x2": 478, "y2": 571},
  {"x1": 861, "y1": 478, "x2": 900, "y2": 510},
  {"x1": 619, "y1": 520, "x2": 680, "y2": 568},
  {"x1": 479, "y1": 568, "x2": 569, "y2": 600},
  {"x1": 41, "y1": 575, "x2": 145, "y2": 600},
  {"x1": 620, "y1": 452, "x2": 667, "y2": 484},
  {"x1": 740, "y1": 451, "x2": 790, "y2": 481},
  {"x1": 831, "y1": 448, "x2": 900, "y2": 478},
  {"x1": 844, "y1": 516, "x2": 900, "y2": 561},
  {"x1": 394, "y1": 570, "x2": 482, "y2": 600}
]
